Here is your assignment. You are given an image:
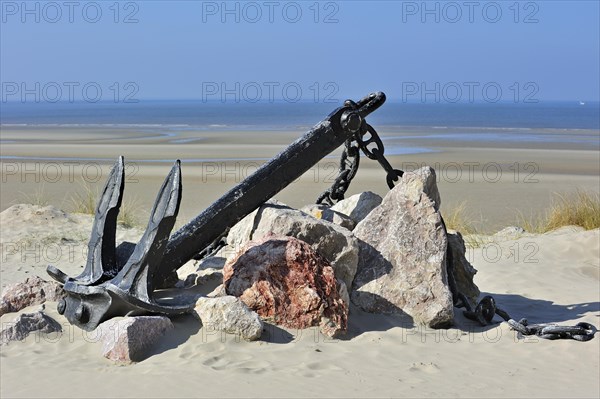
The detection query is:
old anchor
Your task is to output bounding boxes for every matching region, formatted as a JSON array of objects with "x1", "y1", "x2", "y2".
[{"x1": 47, "y1": 92, "x2": 389, "y2": 331}]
